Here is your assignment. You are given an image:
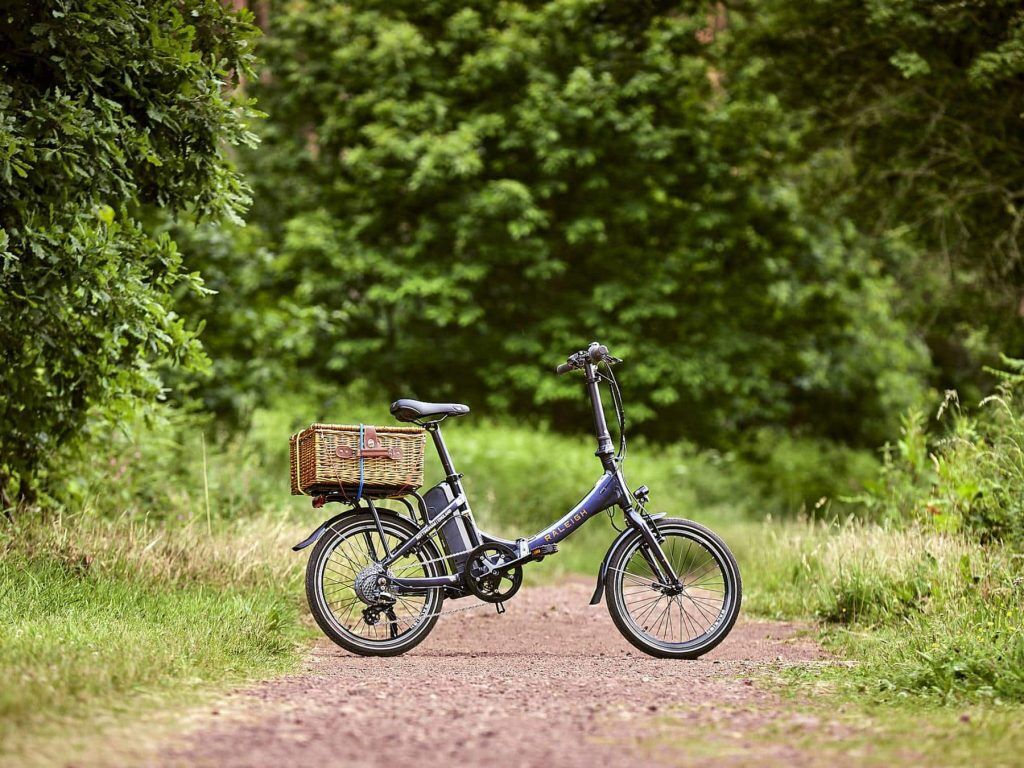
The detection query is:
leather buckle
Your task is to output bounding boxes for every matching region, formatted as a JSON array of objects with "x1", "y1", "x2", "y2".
[{"x1": 335, "y1": 426, "x2": 402, "y2": 460}]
